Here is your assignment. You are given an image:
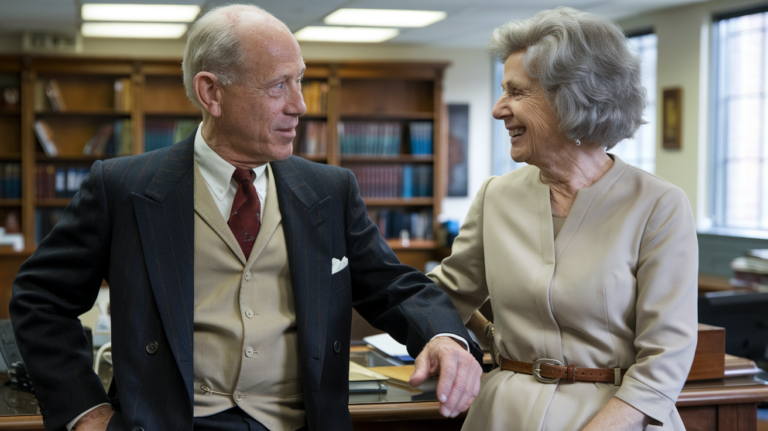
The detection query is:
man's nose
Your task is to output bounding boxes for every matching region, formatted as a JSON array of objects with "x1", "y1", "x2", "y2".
[{"x1": 288, "y1": 84, "x2": 307, "y2": 116}]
